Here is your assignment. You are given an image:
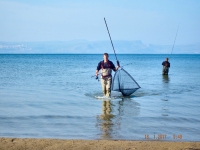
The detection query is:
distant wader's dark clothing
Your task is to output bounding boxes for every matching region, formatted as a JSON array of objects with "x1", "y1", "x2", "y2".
[
  {"x1": 97, "y1": 60, "x2": 116, "y2": 97},
  {"x1": 162, "y1": 61, "x2": 170, "y2": 75}
]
